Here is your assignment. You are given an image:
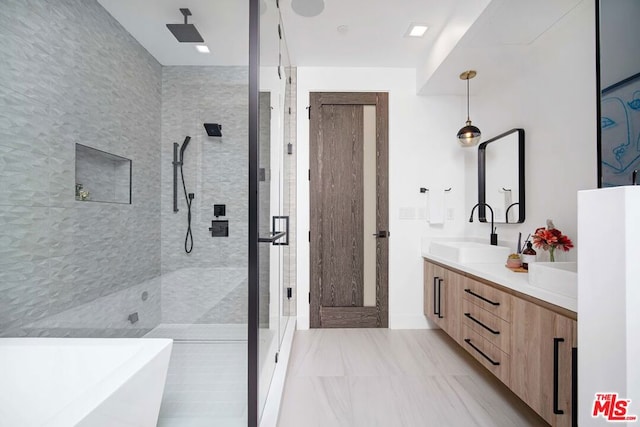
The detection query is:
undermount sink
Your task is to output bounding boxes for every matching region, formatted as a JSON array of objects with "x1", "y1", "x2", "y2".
[
  {"x1": 528, "y1": 262, "x2": 577, "y2": 299},
  {"x1": 429, "y1": 241, "x2": 511, "y2": 263}
]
